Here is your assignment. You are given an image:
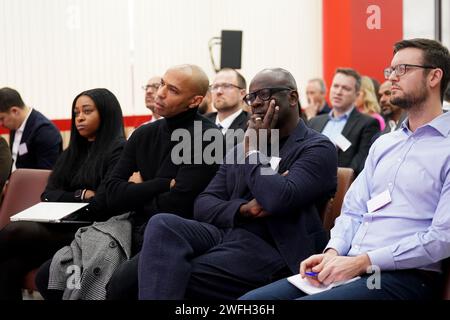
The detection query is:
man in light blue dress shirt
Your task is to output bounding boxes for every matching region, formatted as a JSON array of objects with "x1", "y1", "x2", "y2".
[
  {"x1": 241, "y1": 38, "x2": 450, "y2": 300},
  {"x1": 308, "y1": 69, "x2": 380, "y2": 175},
  {"x1": 320, "y1": 106, "x2": 353, "y2": 141}
]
